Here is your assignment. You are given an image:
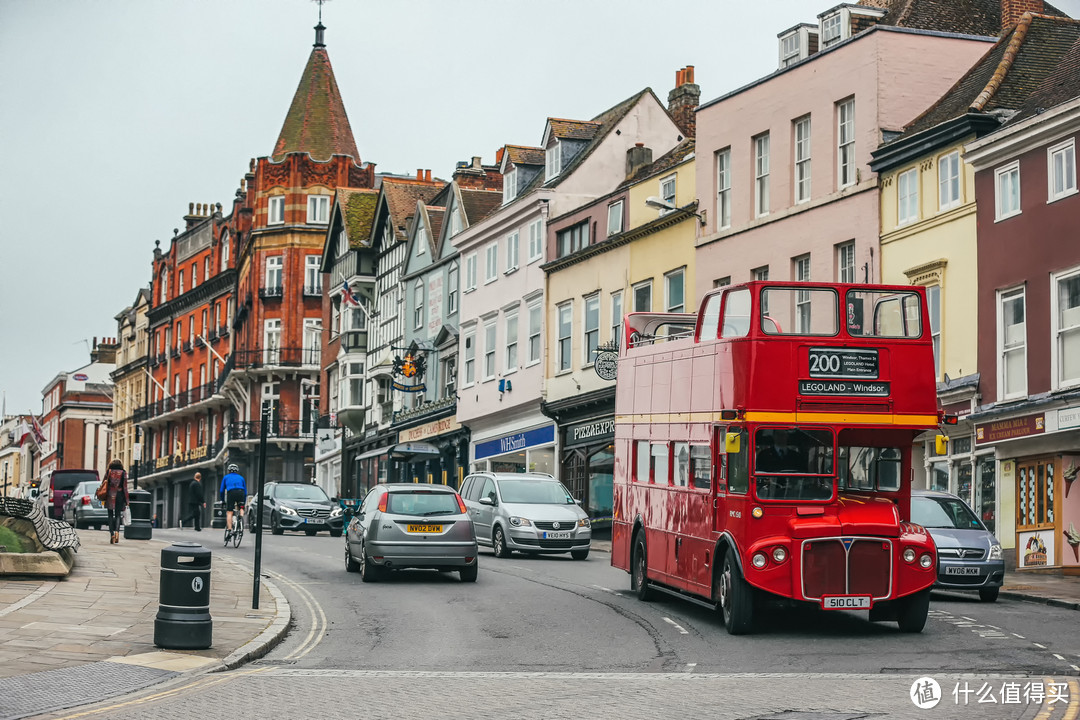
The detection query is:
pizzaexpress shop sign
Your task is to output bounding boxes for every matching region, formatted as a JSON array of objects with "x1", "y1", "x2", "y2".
[{"x1": 564, "y1": 418, "x2": 615, "y2": 447}]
